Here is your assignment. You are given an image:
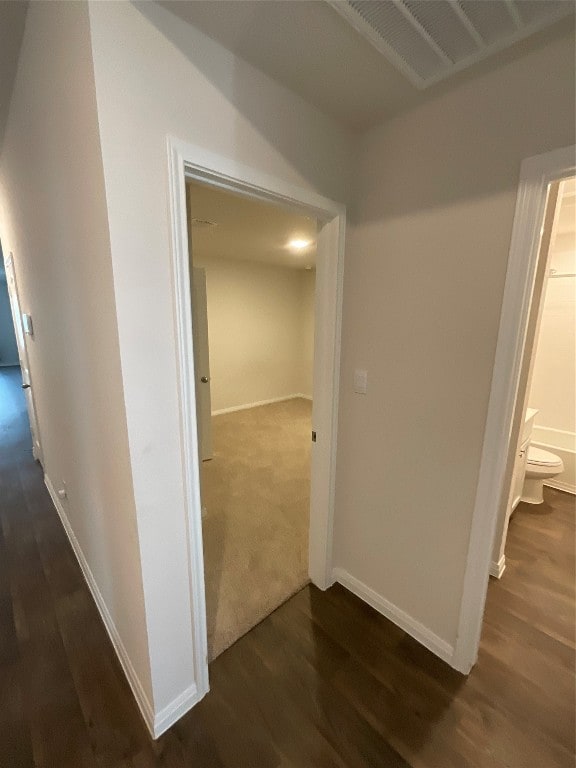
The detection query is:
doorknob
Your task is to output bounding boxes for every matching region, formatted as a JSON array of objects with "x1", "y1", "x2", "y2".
[
  {"x1": 22, "y1": 384, "x2": 30, "y2": 389},
  {"x1": 200, "y1": 376, "x2": 209, "y2": 383}
]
